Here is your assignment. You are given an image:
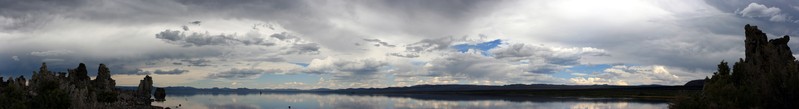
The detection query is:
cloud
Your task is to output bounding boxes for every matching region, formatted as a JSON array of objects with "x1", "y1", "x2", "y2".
[
  {"x1": 739, "y1": 3, "x2": 782, "y2": 17},
  {"x1": 190, "y1": 21, "x2": 201, "y2": 25},
  {"x1": 30, "y1": 49, "x2": 74, "y2": 57},
  {"x1": 363, "y1": 38, "x2": 396, "y2": 47},
  {"x1": 423, "y1": 51, "x2": 521, "y2": 79},
  {"x1": 180, "y1": 58, "x2": 211, "y2": 66},
  {"x1": 106, "y1": 65, "x2": 150, "y2": 75},
  {"x1": 303, "y1": 57, "x2": 389, "y2": 82},
  {"x1": 570, "y1": 77, "x2": 628, "y2": 85},
  {"x1": 2, "y1": 0, "x2": 796, "y2": 88},
  {"x1": 569, "y1": 65, "x2": 682, "y2": 85},
  {"x1": 490, "y1": 43, "x2": 608, "y2": 65},
  {"x1": 11, "y1": 56, "x2": 18, "y2": 61},
  {"x1": 284, "y1": 43, "x2": 320, "y2": 55},
  {"x1": 738, "y1": 3, "x2": 793, "y2": 22},
  {"x1": 181, "y1": 25, "x2": 189, "y2": 31},
  {"x1": 152, "y1": 68, "x2": 189, "y2": 75},
  {"x1": 405, "y1": 36, "x2": 466, "y2": 53},
  {"x1": 208, "y1": 68, "x2": 280, "y2": 79},
  {"x1": 155, "y1": 30, "x2": 275, "y2": 47},
  {"x1": 248, "y1": 57, "x2": 286, "y2": 62},
  {"x1": 269, "y1": 32, "x2": 300, "y2": 42},
  {"x1": 387, "y1": 53, "x2": 420, "y2": 58}
]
